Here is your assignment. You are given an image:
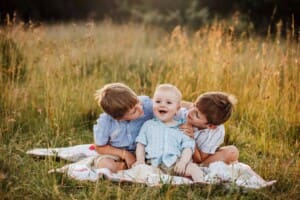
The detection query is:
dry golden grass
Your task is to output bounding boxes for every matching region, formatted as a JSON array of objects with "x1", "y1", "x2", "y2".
[{"x1": 0, "y1": 19, "x2": 299, "y2": 199}]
